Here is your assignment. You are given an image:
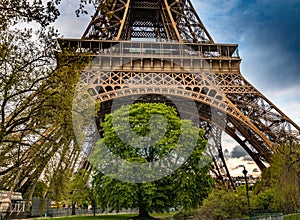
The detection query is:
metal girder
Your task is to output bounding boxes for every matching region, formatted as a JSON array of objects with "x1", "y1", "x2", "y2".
[
  {"x1": 78, "y1": 69, "x2": 274, "y2": 147},
  {"x1": 82, "y1": 0, "x2": 213, "y2": 43},
  {"x1": 82, "y1": 0, "x2": 130, "y2": 40},
  {"x1": 74, "y1": 65, "x2": 292, "y2": 172},
  {"x1": 166, "y1": 0, "x2": 213, "y2": 43},
  {"x1": 58, "y1": 37, "x2": 300, "y2": 182}
]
